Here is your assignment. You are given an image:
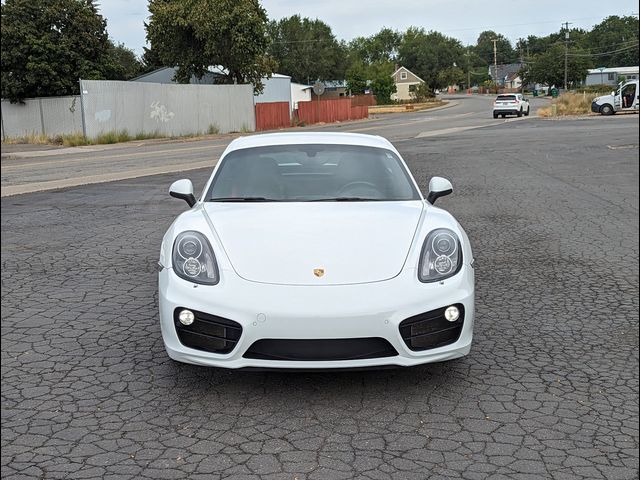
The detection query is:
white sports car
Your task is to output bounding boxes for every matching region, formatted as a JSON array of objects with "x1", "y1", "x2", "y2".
[{"x1": 159, "y1": 132, "x2": 474, "y2": 369}]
